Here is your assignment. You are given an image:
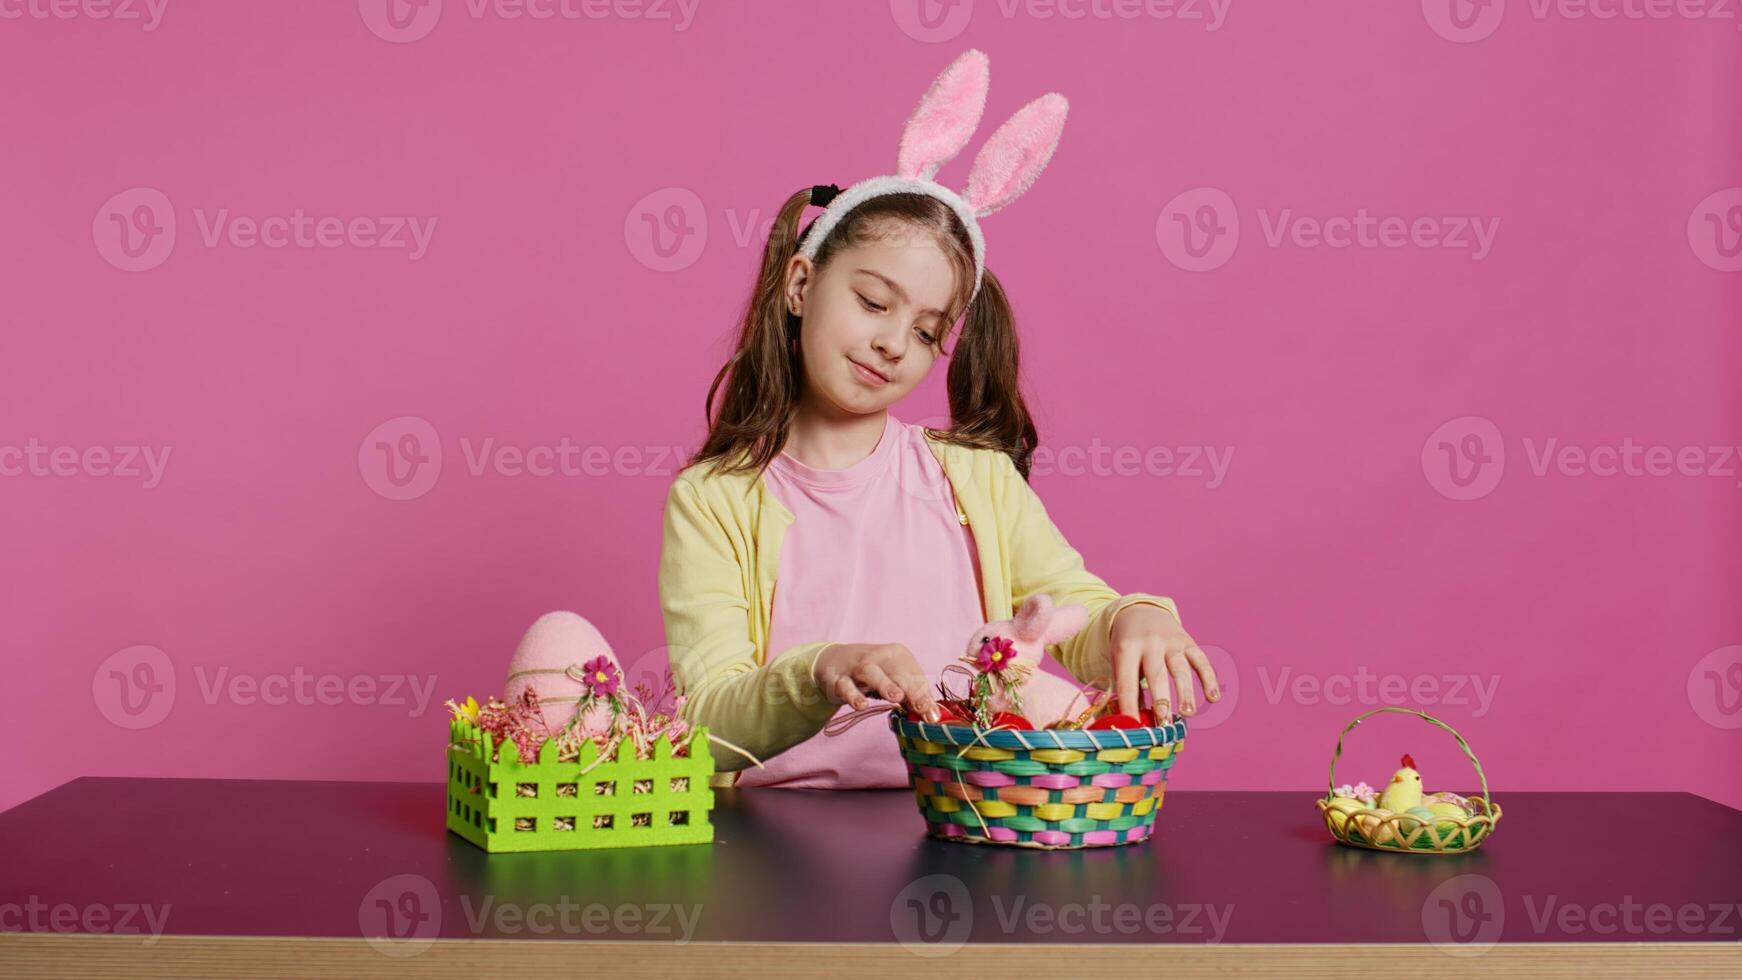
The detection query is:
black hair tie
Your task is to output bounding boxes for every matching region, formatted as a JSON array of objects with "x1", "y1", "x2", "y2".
[{"x1": 810, "y1": 183, "x2": 842, "y2": 207}]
